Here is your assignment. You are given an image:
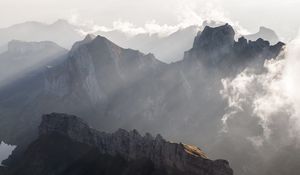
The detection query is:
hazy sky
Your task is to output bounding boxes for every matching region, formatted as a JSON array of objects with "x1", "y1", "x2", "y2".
[{"x1": 1, "y1": 0, "x2": 299, "y2": 40}]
